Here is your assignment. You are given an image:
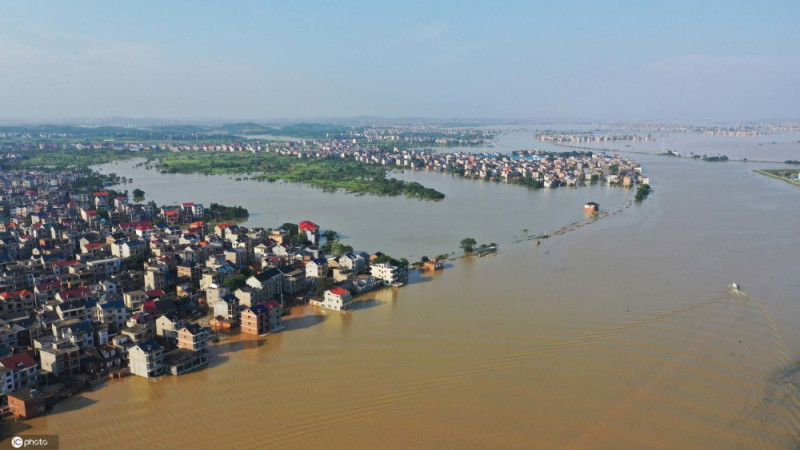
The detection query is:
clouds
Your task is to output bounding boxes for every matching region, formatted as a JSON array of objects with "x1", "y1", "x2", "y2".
[
  {"x1": 0, "y1": 7, "x2": 798, "y2": 122},
  {"x1": 0, "y1": 28, "x2": 328, "y2": 120}
]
